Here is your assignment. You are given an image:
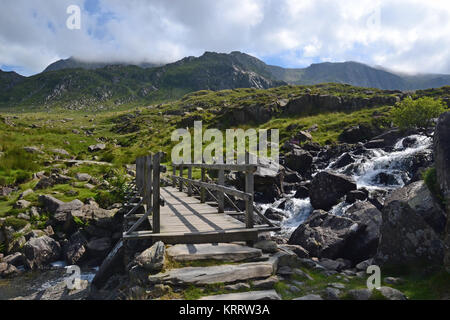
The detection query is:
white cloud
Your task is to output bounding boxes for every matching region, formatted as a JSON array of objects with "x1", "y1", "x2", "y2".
[{"x1": 0, "y1": 0, "x2": 449, "y2": 75}]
